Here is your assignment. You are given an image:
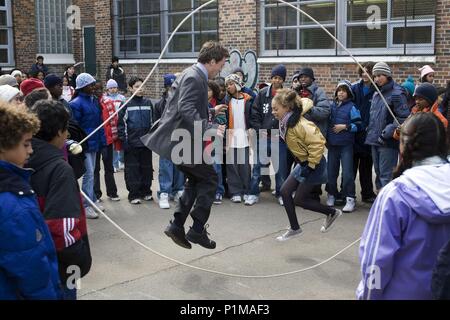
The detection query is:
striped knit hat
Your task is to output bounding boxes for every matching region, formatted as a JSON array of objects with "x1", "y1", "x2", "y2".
[{"x1": 372, "y1": 62, "x2": 392, "y2": 77}]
